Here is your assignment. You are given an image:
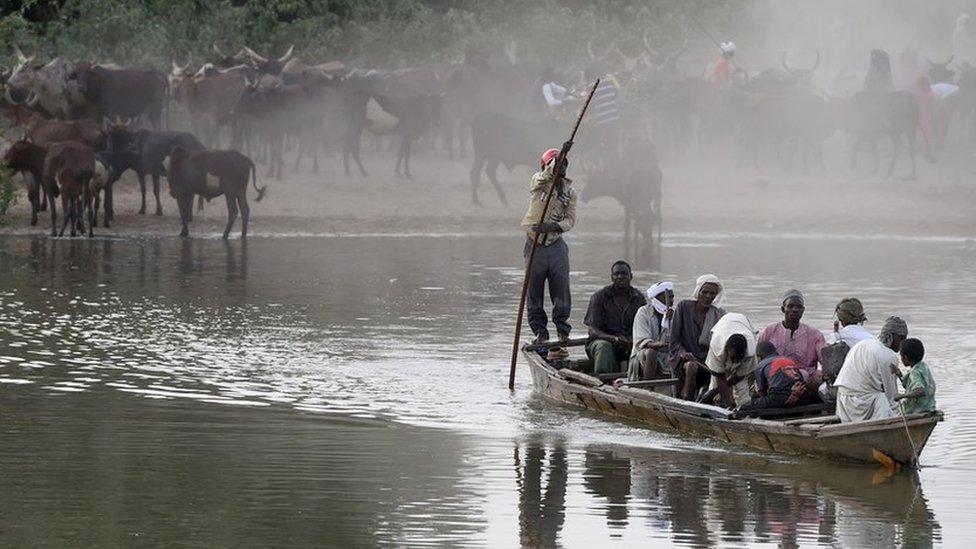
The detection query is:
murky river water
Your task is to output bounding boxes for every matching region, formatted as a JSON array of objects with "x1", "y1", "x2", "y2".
[{"x1": 2, "y1": 231, "x2": 975, "y2": 547}]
